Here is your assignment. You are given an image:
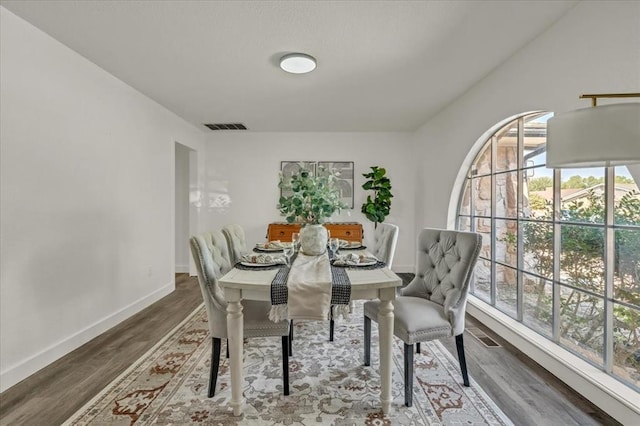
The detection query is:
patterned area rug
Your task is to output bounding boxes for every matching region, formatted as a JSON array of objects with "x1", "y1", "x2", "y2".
[{"x1": 65, "y1": 303, "x2": 513, "y2": 425}]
